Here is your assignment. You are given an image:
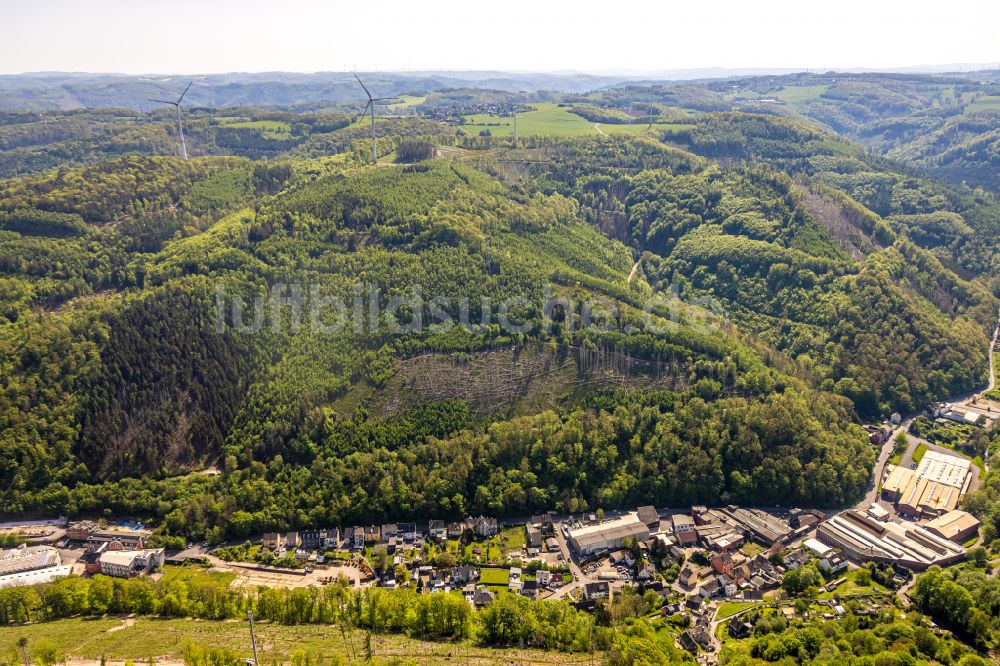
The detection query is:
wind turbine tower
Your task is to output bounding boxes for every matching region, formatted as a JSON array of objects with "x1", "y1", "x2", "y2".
[
  {"x1": 355, "y1": 74, "x2": 395, "y2": 164},
  {"x1": 512, "y1": 109, "x2": 517, "y2": 147},
  {"x1": 148, "y1": 82, "x2": 193, "y2": 160}
]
